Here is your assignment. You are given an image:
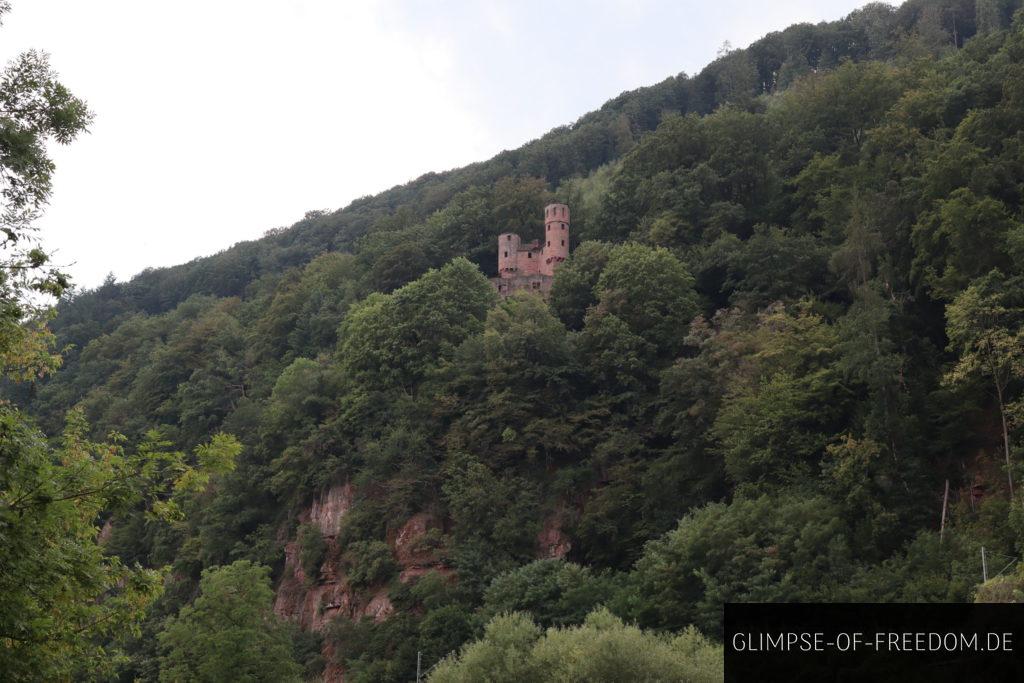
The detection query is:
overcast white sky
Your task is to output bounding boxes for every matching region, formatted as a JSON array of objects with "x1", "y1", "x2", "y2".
[{"x1": 0, "y1": 0, "x2": 893, "y2": 289}]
